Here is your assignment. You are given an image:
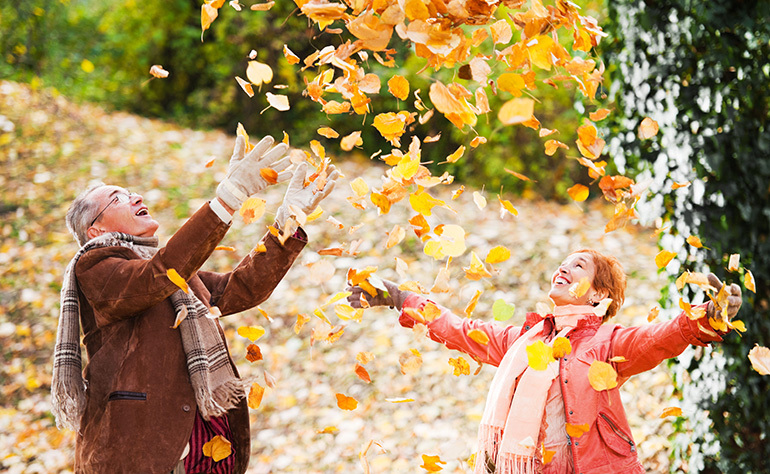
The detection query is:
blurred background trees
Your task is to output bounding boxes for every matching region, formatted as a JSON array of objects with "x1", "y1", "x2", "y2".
[{"x1": 603, "y1": 0, "x2": 770, "y2": 472}]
